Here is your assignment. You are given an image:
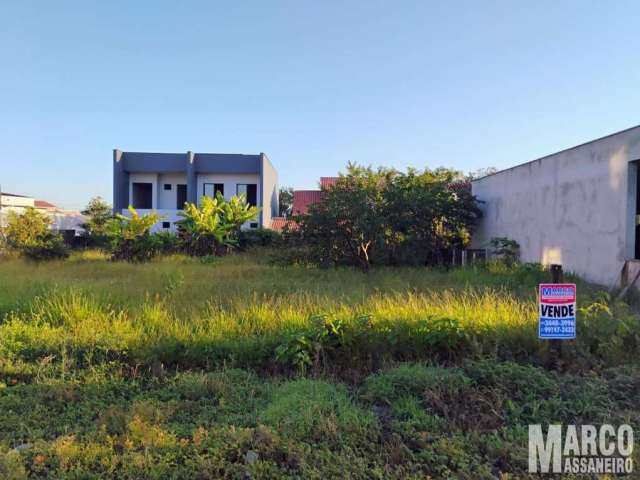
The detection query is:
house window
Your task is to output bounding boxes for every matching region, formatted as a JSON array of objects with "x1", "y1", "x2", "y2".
[
  {"x1": 132, "y1": 182, "x2": 152, "y2": 209},
  {"x1": 176, "y1": 184, "x2": 187, "y2": 209},
  {"x1": 250, "y1": 222, "x2": 258, "y2": 229},
  {"x1": 162, "y1": 221, "x2": 170, "y2": 229},
  {"x1": 236, "y1": 184, "x2": 257, "y2": 207},
  {"x1": 164, "y1": 184, "x2": 172, "y2": 190},
  {"x1": 204, "y1": 183, "x2": 224, "y2": 198}
]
